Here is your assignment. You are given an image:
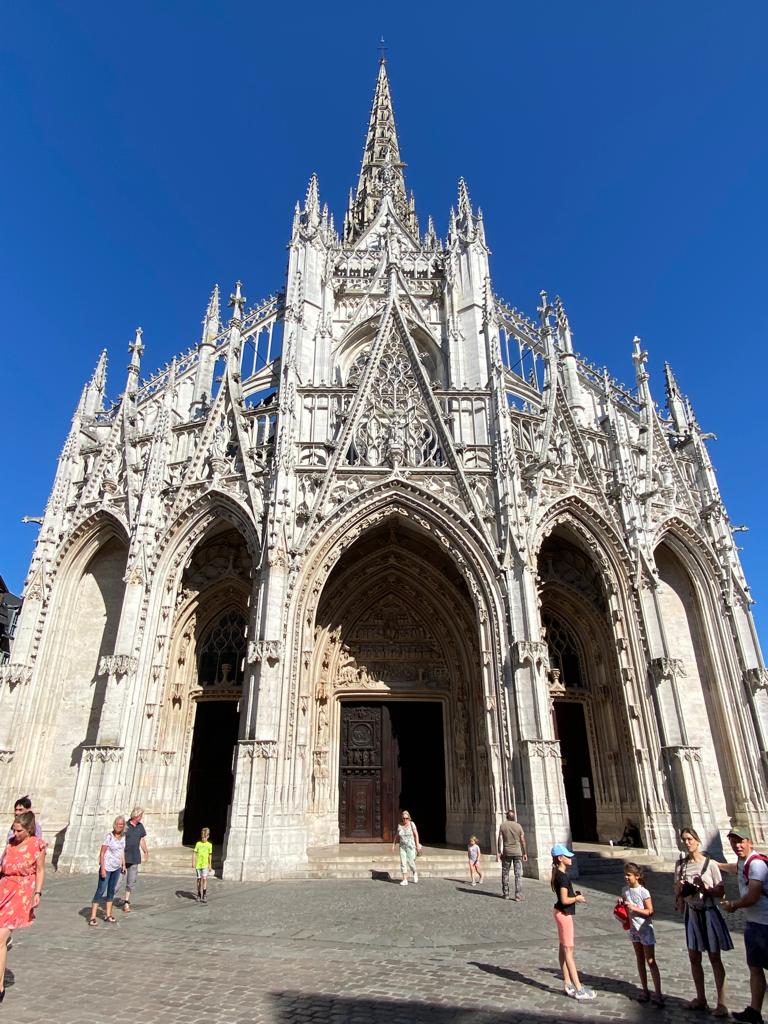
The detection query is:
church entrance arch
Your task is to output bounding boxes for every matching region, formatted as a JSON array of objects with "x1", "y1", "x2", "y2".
[
  {"x1": 310, "y1": 519, "x2": 491, "y2": 848},
  {"x1": 538, "y1": 526, "x2": 640, "y2": 844},
  {"x1": 182, "y1": 609, "x2": 245, "y2": 845},
  {"x1": 158, "y1": 523, "x2": 253, "y2": 848}
]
